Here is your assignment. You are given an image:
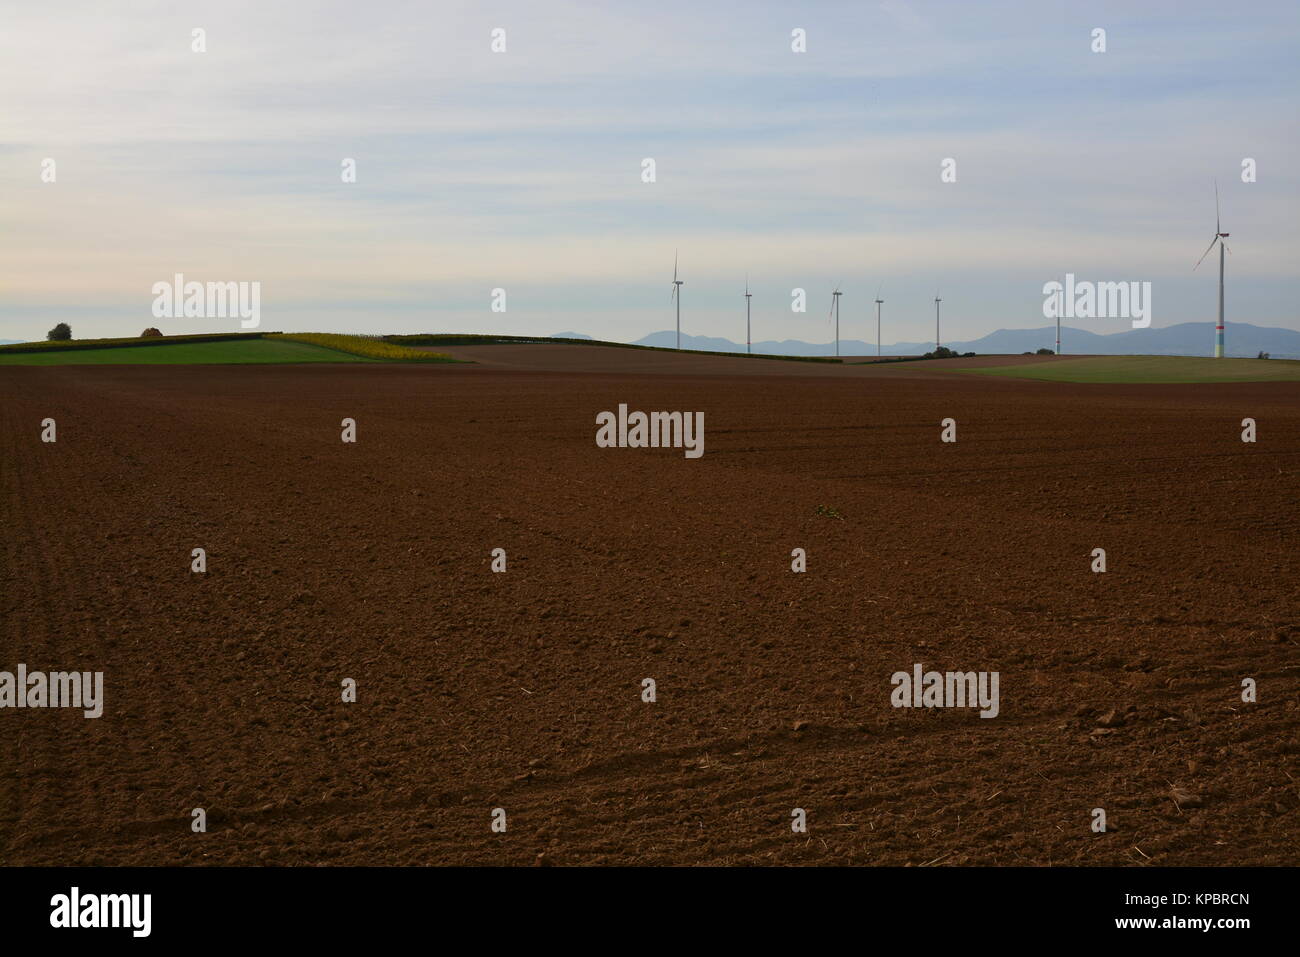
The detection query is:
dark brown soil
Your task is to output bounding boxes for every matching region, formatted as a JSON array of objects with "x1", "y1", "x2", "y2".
[
  {"x1": 1, "y1": 351, "x2": 1297, "y2": 865},
  {"x1": 429, "y1": 343, "x2": 1071, "y2": 375}
]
